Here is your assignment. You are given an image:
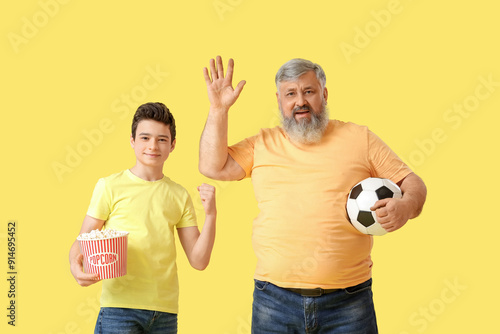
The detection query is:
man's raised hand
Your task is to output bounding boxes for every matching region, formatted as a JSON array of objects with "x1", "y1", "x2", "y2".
[{"x1": 203, "y1": 56, "x2": 246, "y2": 112}]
